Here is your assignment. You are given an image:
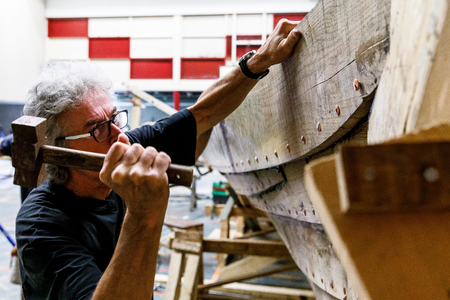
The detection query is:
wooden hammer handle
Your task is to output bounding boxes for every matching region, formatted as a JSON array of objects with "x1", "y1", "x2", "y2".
[{"x1": 41, "y1": 145, "x2": 193, "y2": 187}]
